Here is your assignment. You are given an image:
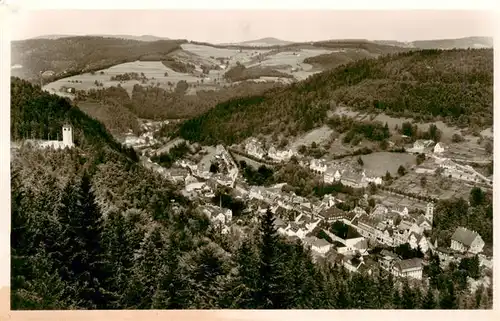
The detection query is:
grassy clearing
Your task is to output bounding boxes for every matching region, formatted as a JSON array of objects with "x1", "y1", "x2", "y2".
[{"x1": 359, "y1": 152, "x2": 416, "y2": 177}]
